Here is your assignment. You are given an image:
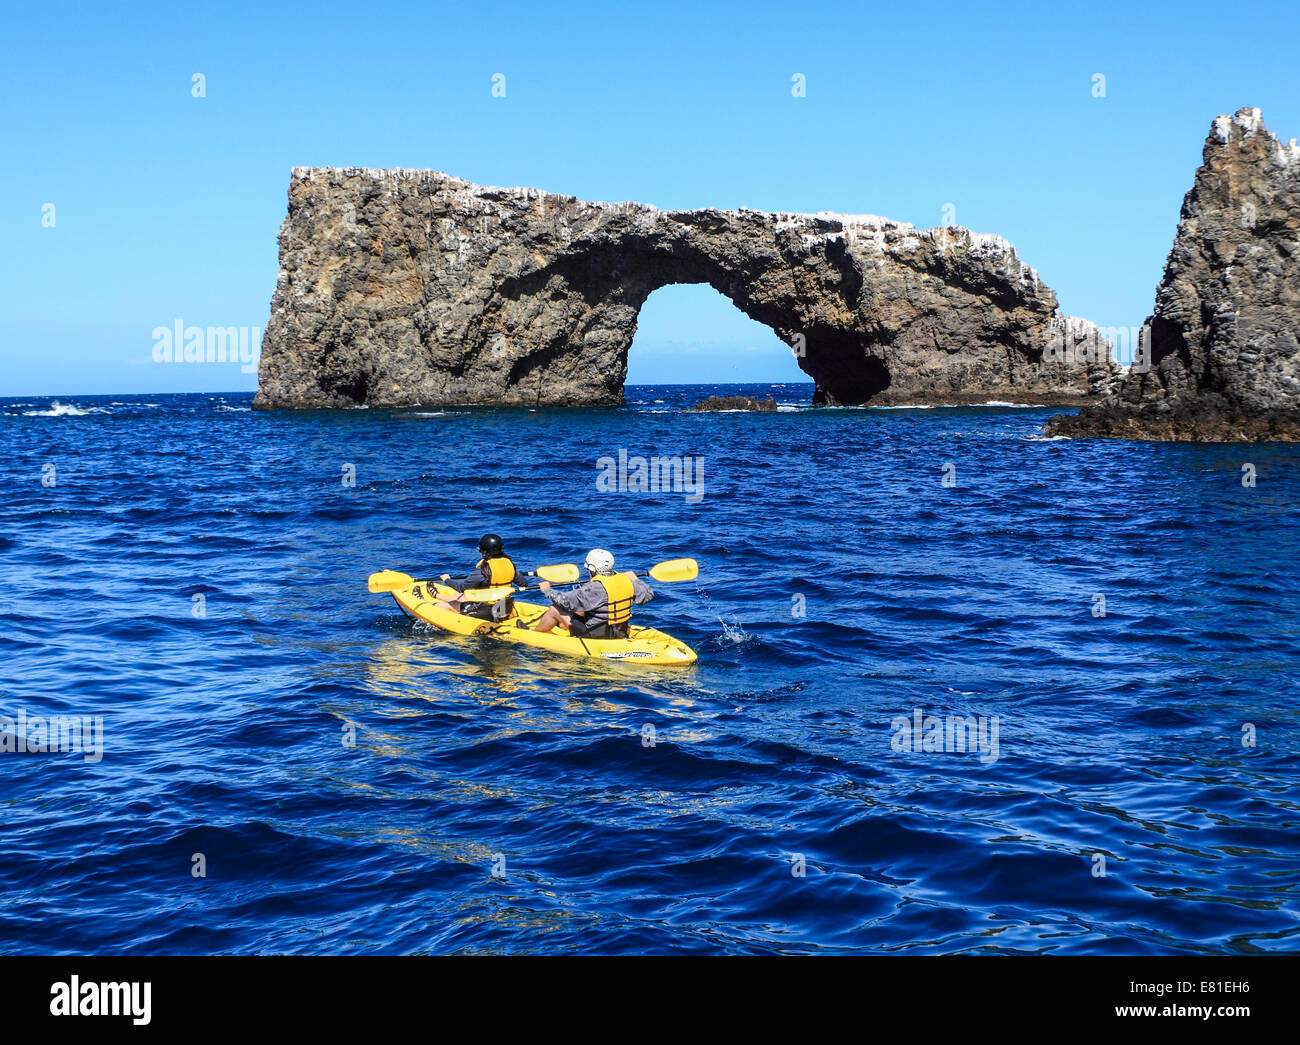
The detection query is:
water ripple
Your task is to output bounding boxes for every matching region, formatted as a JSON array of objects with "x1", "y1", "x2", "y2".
[{"x1": 1, "y1": 387, "x2": 1298, "y2": 954}]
